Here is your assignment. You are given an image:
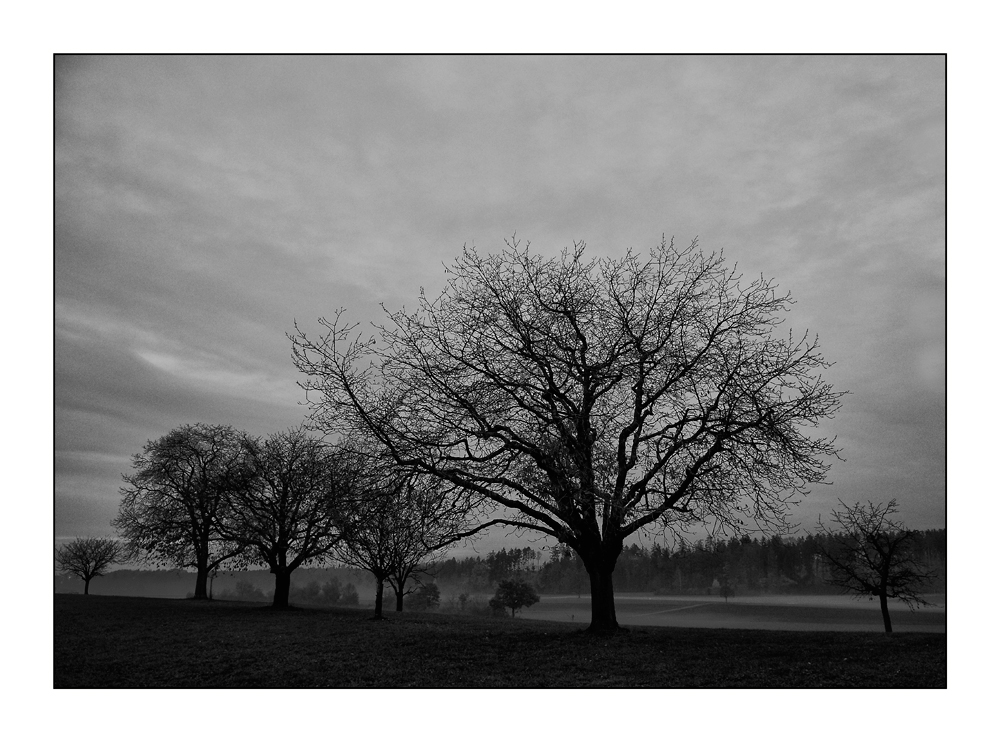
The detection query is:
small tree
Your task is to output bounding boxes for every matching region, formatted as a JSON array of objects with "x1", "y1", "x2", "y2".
[
  {"x1": 817, "y1": 499, "x2": 936, "y2": 633},
  {"x1": 408, "y1": 582, "x2": 441, "y2": 612},
  {"x1": 333, "y1": 451, "x2": 488, "y2": 618},
  {"x1": 490, "y1": 579, "x2": 540, "y2": 617},
  {"x1": 56, "y1": 537, "x2": 121, "y2": 594}
]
